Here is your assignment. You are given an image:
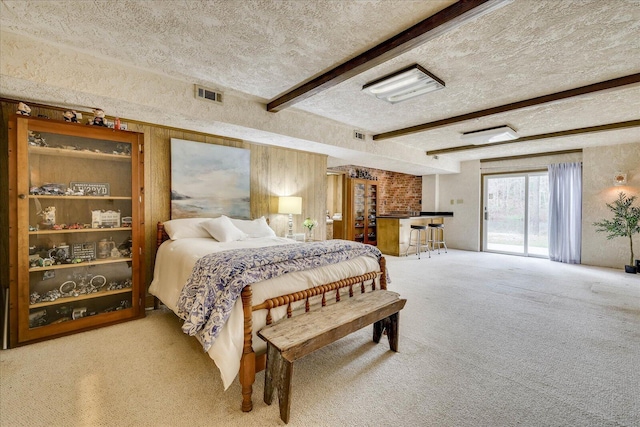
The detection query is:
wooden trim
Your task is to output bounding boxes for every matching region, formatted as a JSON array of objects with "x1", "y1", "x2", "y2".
[
  {"x1": 481, "y1": 168, "x2": 549, "y2": 177},
  {"x1": 426, "y1": 119, "x2": 640, "y2": 155},
  {"x1": 479, "y1": 149, "x2": 582, "y2": 163},
  {"x1": 375, "y1": 73, "x2": 640, "y2": 140},
  {"x1": 266, "y1": 0, "x2": 511, "y2": 112}
]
